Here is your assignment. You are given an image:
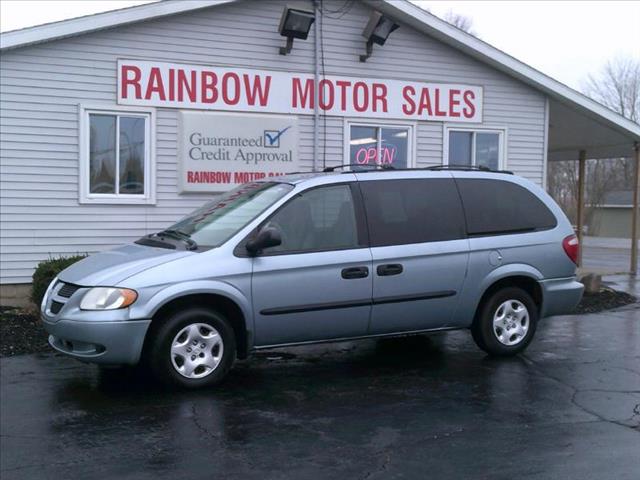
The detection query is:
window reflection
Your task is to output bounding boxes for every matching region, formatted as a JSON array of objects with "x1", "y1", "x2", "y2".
[
  {"x1": 89, "y1": 115, "x2": 116, "y2": 194},
  {"x1": 119, "y1": 117, "x2": 145, "y2": 195},
  {"x1": 88, "y1": 113, "x2": 146, "y2": 196},
  {"x1": 476, "y1": 133, "x2": 499, "y2": 170},
  {"x1": 448, "y1": 130, "x2": 501, "y2": 169},
  {"x1": 449, "y1": 131, "x2": 472, "y2": 166}
]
